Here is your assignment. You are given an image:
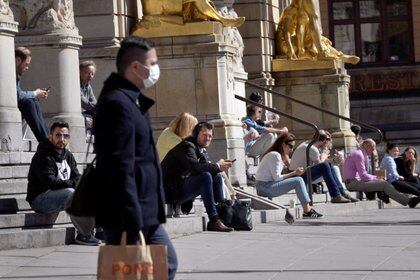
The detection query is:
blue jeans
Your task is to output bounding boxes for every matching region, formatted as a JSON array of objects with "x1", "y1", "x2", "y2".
[
  {"x1": 31, "y1": 188, "x2": 74, "y2": 213},
  {"x1": 300, "y1": 162, "x2": 345, "y2": 197},
  {"x1": 179, "y1": 172, "x2": 224, "y2": 220},
  {"x1": 103, "y1": 224, "x2": 178, "y2": 280},
  {"x1": 31, "y1": 188, "x2": 95, "y2": 236},
  {"x1": 256, "y1": 177, "x2": 311, "y2": 204},
  {"x1": 18, "y1": 98, "x2": 49, "y2": 142}
]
